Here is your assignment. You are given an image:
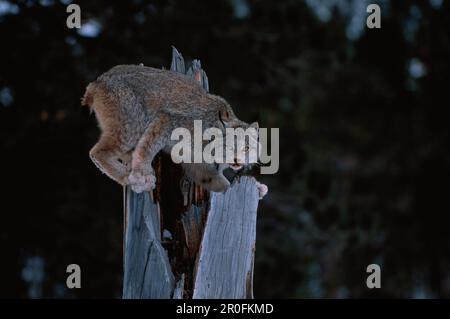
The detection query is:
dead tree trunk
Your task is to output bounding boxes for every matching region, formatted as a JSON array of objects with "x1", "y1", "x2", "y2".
[{"x1": 122, "y1": 47, "x2": 260, "y2": 299}]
